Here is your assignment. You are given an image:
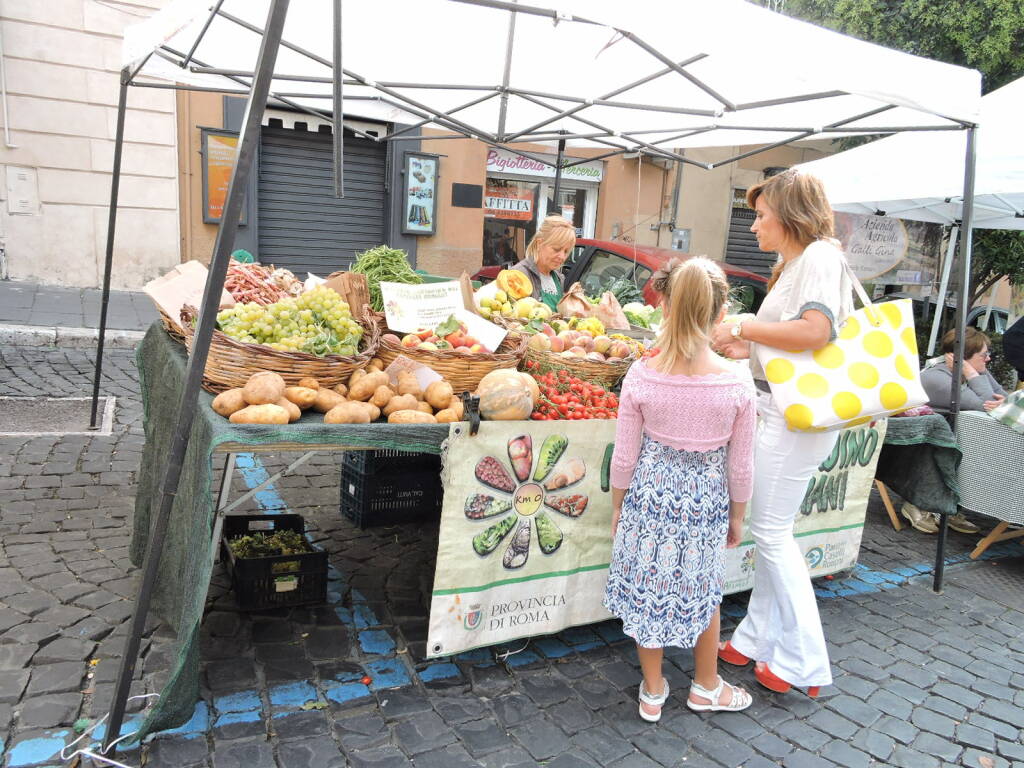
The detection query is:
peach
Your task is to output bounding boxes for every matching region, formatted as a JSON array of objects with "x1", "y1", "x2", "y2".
[
  {"x1": 609, "y1": 341, "x2": 631, "y2": 359},
  {"x1": 568, "y1": 346, "x2": 588, "y2": 357},
  {"x1": 585, "y1": 351, "x2": 606, "y2": 362},
  {"x1": 592, "y1": 335, "x2": 612, "y2": 354},
  {"x1": 382, "y1": 333, "x2": 402, "y2": 346},
  {"x1": 548, "y1": 336, "x2": 566, "y2": 353},
  {"x1": 401, "y1": 334, "x2": 420, "y2": 348}
]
